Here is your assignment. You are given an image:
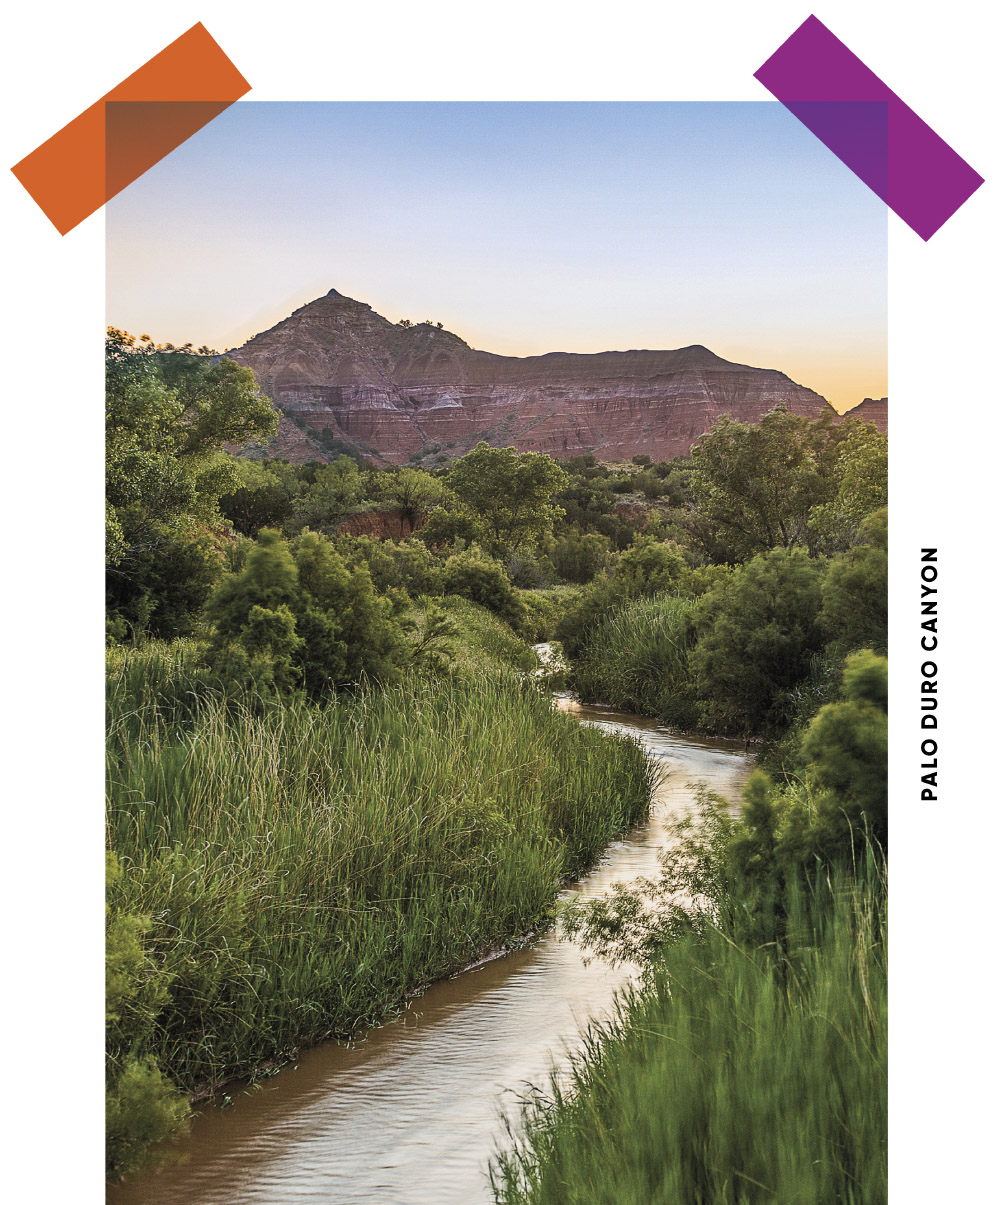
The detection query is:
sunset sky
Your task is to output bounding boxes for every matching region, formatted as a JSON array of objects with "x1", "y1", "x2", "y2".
[{"x1": 106, "y1": 101, "x2": 887, "y2": 413}]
